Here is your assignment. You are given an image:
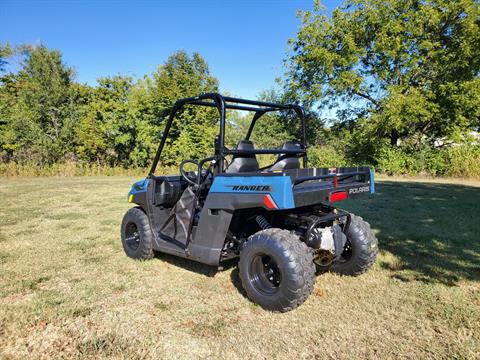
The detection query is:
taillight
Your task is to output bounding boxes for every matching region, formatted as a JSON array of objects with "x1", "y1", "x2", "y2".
[
  {"x1": 333, "y1": 175, "x2": 338, "y2": 188},
  {"x1": 330, "y1": 191, "x2": 347, "y2": 202}
]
